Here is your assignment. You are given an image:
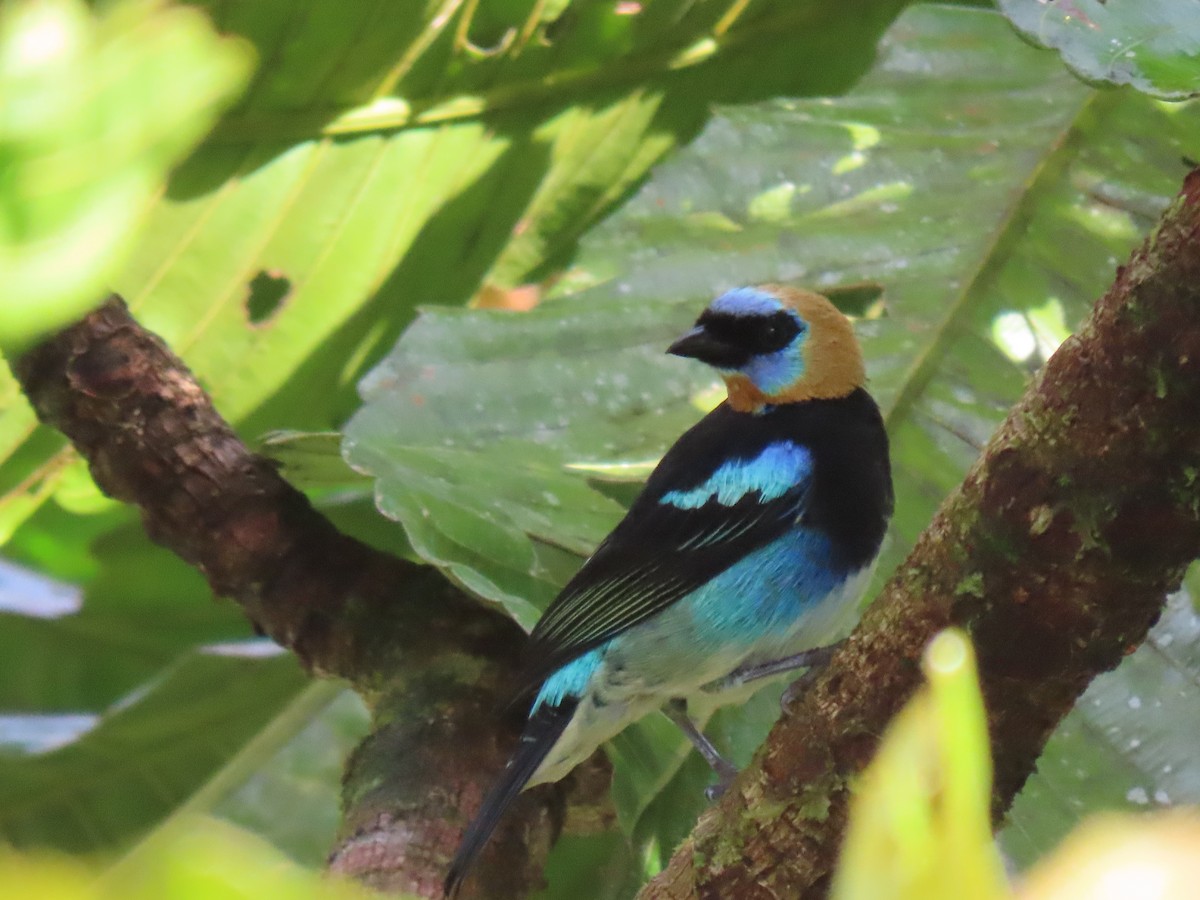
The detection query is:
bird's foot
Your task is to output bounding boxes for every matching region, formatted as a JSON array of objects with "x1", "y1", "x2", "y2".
[
  {"x1": 705, "y1": 765, "x2": 739, "y2": 801},
  {"x1": 697, "y1": 642, "x2": 845, "y2": 712},
  {"x1": 780, "y1": 665, "x2": 825, "y2": 714},
  {"x1": 722, "y1": 641, "x2": 844, "y2": 691}
]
